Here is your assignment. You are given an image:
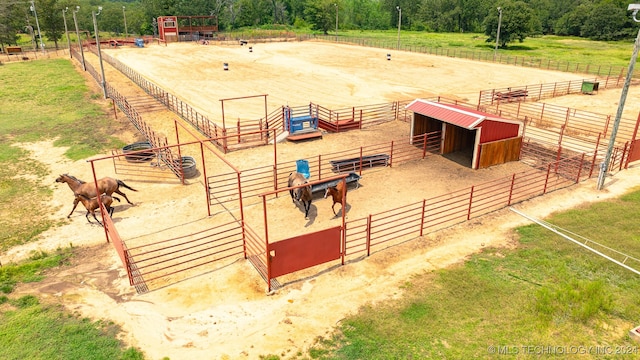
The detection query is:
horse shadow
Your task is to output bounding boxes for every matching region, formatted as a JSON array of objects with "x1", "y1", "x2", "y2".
[
  {"x1": 331, "y1": 202, "x2": 352, "y2": 218},
  {"x1": 292, "y1": 201, "x2": 317, "y2": 227}
]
